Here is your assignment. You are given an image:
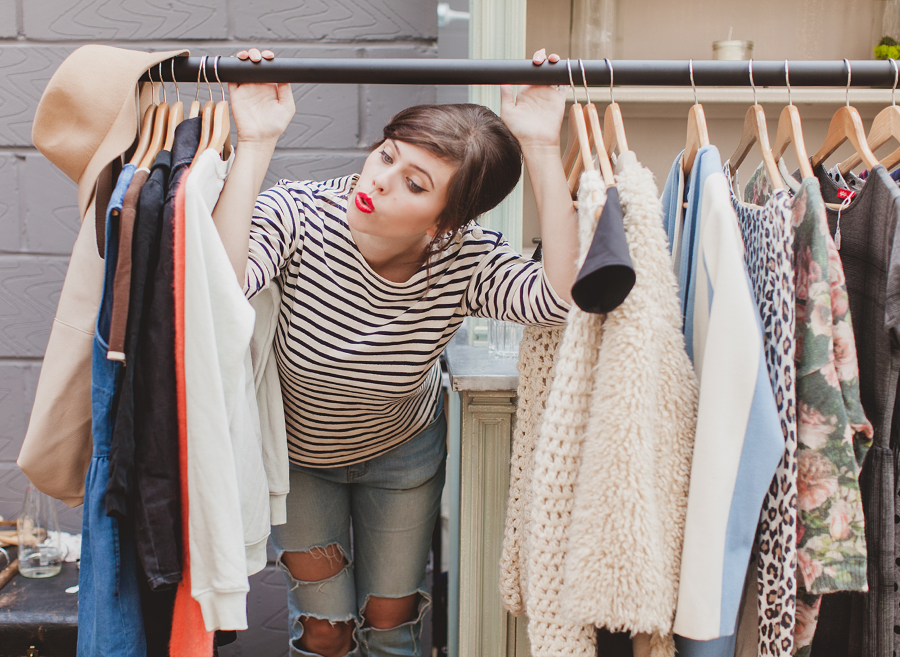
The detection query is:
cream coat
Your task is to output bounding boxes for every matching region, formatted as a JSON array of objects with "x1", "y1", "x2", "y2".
[{"x1": 503, "y1": 154, "x2": 698, "y2": 657}]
